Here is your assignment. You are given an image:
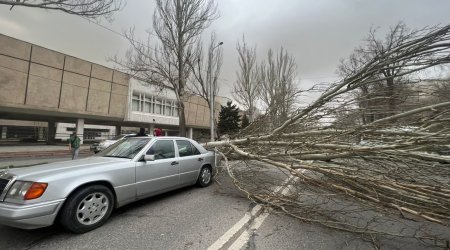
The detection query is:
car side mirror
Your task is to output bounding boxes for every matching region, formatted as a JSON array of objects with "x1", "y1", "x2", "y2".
[{"x1": 144, "y1": 155, "x2": 155, "y2": 161}]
